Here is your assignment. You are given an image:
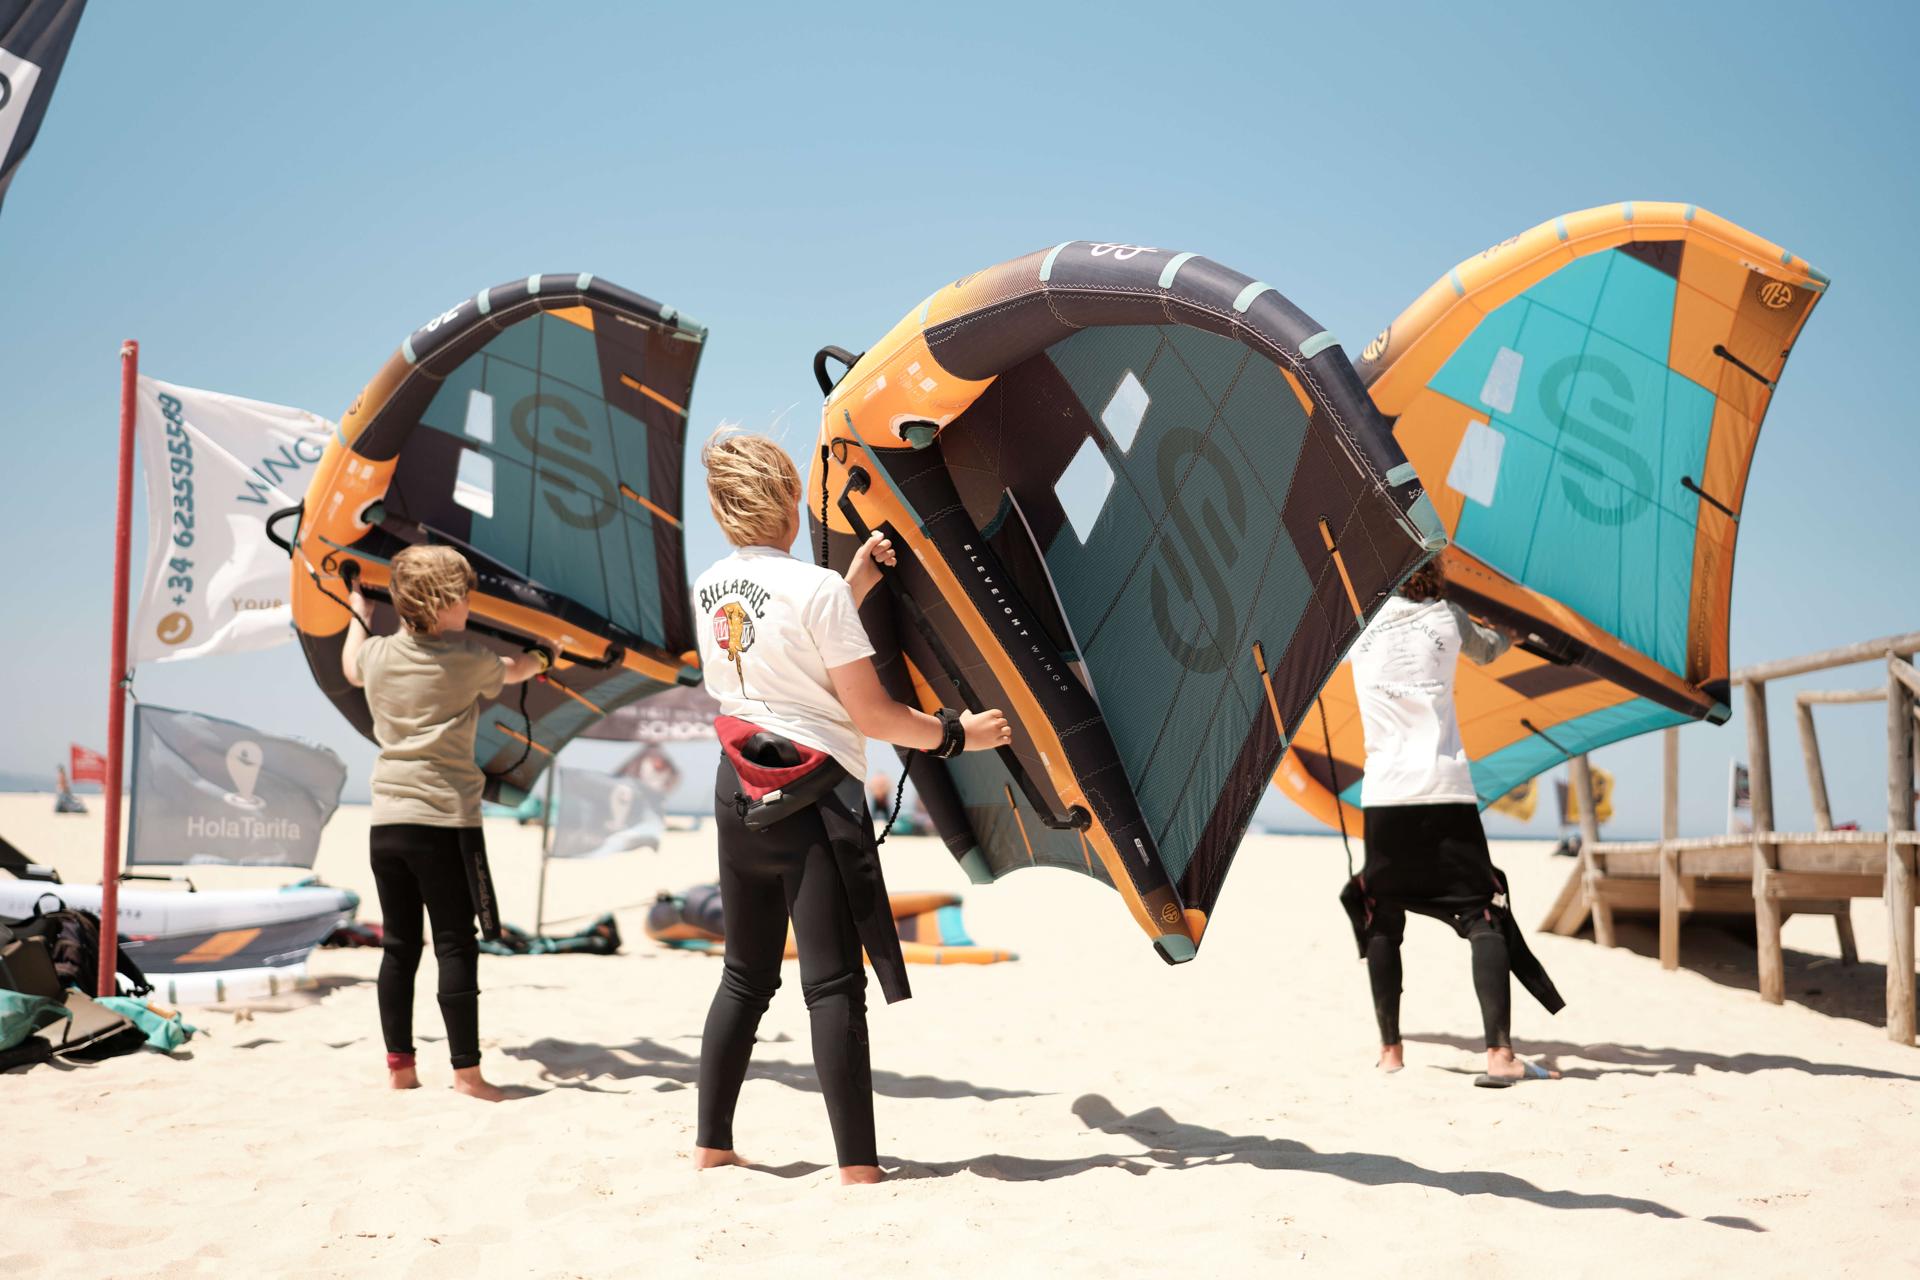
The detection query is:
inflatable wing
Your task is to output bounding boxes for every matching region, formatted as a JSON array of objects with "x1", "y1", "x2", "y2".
[
  {"x1": 1277, "y1": 204, "x2": 1827, "y2": 830},
  {"x1": 646, "y1": 886, "x2": 1017, "y2": 965},
  {"x1": 808, "y1": 242, "x2": 1445, "y2": 961},
  {"x1": 285, "y1": 275, "x2": 708, "y2": 803}
]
